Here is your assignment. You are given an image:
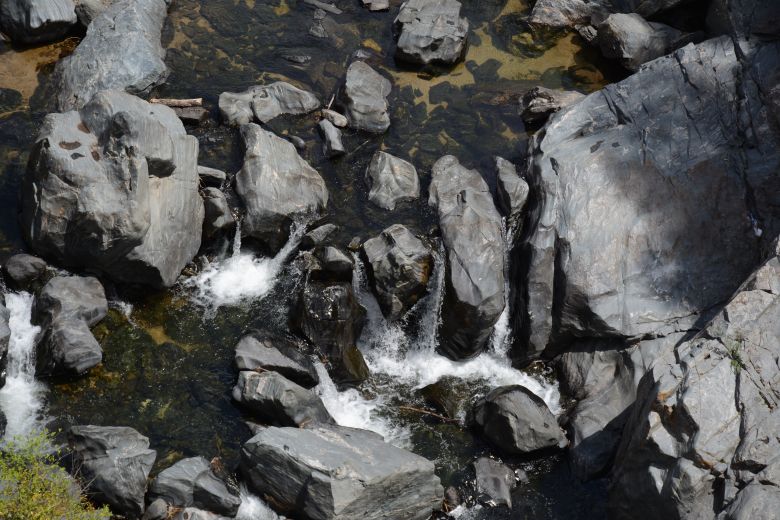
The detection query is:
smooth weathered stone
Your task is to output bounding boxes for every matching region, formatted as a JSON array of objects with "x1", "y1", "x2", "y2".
[
  {"x1": 472, "y1": 385, "x2": 566, "y2": 455},
  {"x1": 597, "y1": 13, "x2": 686, "y2": 71},
  {"x1": 318, "y1": 119, "x2": 346, "y2": 158},
  {"x1": 235, "y1": 124, "x2": 328, "y2": 253},
  {"x1": 21, "y1": 90, "x2": 203, "y2": 288},
  {"x1": 342, "y1": 61, "x2": 391, "y2": 134},
  {"x1": 529, "y1": 0, "x2": 688, "y2": 29},
  {"x1": 219, "y1": 83, "x2": 320, "y2": 126},
  {"x1": 321, "y1": 108, "x2": 348, "y2": 127},
  {"x1": 395, "y1": 0, "x2": 469, "y2": 66},
  {"x1": 494, "y1": 157, "x2": 529, "y2": 229},
  {"x1": 519, "y1": 86, "x2": 584, "y2": 126},
  {"x1": 313, "y1": 246, "x2": 354, "y2": 283},
  {"x1": 149, "y1": 456, "x2": 240, "y2": 516},
  {"x1": 54, "y1": 0, "x2": 169, "y2": 111},
  {"x1": 365, "y1": 151, "x2": 419, "y2": 211},
  {"x1": 34, "y1": 276, "x2": 107, "y2": 376},
  {"x1": 300, "y1": 223, "x2": 338, "y2": 250},
  {"x1": 0, "y1": 0, "x2": 77, "y2": 44},
  {"x1": 241, "y1": 425, "x2": 443, "y2": 520},
  {"x1": 234, "y1": 331, "x2": 319, "y2": 388},
  {"x1": 74, "y1": 0, "x2": 111, "y2": 27},
  {"x1": 429, "y1": 156, "x2": 505, "y2": 360},
  {"x1": 69, "y1": 425, "x2": 156, "y2": 518},
  {"x1": 197, "y1": 166, "x2": 227, "y2": 188},
  {"x1": 473, "y1": 457, "x2": 516, "y2": 508},
  {"x1": 142, "y1": 498, "x2": 168, "y2": 520},
  {"x1": 2, "y1": 254, "x2": 47, "y2": 291},
  {"x1": 362, "y1": 224, "x2": 433, "y2": 321},
  {"x1": 232, "y1": 370, "x2": 334, "y2": 427},
  {"x1": 201, "y1": 188, "x2": 235, "y2": 241}
]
